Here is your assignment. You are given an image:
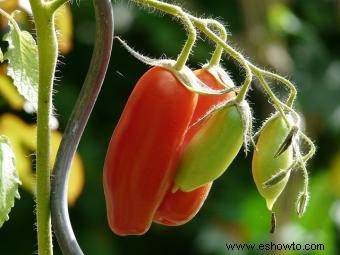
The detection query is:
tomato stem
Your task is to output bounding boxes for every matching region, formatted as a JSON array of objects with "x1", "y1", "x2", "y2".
[
  {"x1": 249, "y1": 63, "x2": 297, "y2": 107},
  {"x1": 189, "y1": 16, "x2": 253, "y2": 103},
  {"x1": 253, "y1": 71, "x2": 302, "y2": 135},
  {"x1": 29, "y1": 0, "x2": 58, "y2": 253},
  {"x1": 46, "y1": 0, "x2": 70, "y2": 14},
  {"x1": 51, "y1": 0, "x2": 113, "y2": 254},
  {"x1": 300, "y1": 132, "x2": 316, "y2": 162},
  {"x1": 132, "y1": 0, "x2": 197, "y2": 71},
  {"x1": 255, "y1": 71, "x2": 292, "y2": 126},
  {"x1": 203, "y1": 19, "x2": 228, "y2": 67},
  {"x1": 189, "y1": 15, "x2": 298, "y2": 108}
]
